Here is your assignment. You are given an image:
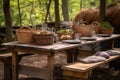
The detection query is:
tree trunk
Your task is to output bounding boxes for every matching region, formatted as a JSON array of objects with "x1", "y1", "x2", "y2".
[
  {"x1": 45, "y1": 0, "x2": 52, "y2": 22},
  {"x1": 90, "y1": 0, "x2": 96, "y2": 6},
  {"x1": 17, "y1": 0, "x2": 22, "y2": 26},
  {"x1": 99, "y1": 0, "x2": 106, "y2": 22},
  {"x1": 54, "y1": 0, "x2": 60, "y2": 30},
  {"x1": 3, "y1": 0, "x2": 13, "y2": 42},
  {"x1": 62, "y1": 0, "x2": 69, "y2": 21},
  {"x1": 80, "y1": 0, "x2": 82, "y2": 10}
]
